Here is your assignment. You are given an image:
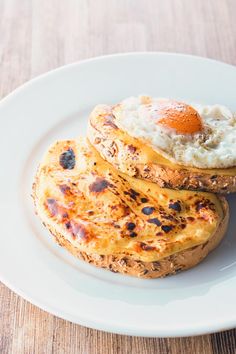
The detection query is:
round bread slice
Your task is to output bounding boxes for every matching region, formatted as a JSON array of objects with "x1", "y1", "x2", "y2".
[
  {"x1": 88, "y1": 104, "x2": 236, "y2": 193},
  {"x1": 33, "y1": 138, "x2": 229, "y2": 278}
]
